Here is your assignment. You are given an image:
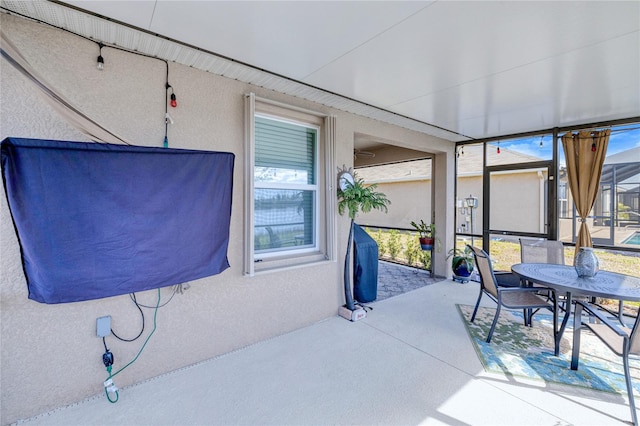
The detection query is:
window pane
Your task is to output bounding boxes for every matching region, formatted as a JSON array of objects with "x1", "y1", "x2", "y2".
[
  {"x1": 456, "y1": 143, "x2": 483, "y2": 236},
  {"x1": 489, "y1": 167, "x2": 548, "y2": 234},
  {"x1": 254, "y1": 189, "x2": 315, "y2": 253},
  {"x1": 559, "y1": 123, "x2": 640, "y2": 248},
  {"x1": 255, "y1": 116, "x2": 316, "y2": 185},
  {"x1": 486, "y1": 135, "x2": 552, "y2": 166}
]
